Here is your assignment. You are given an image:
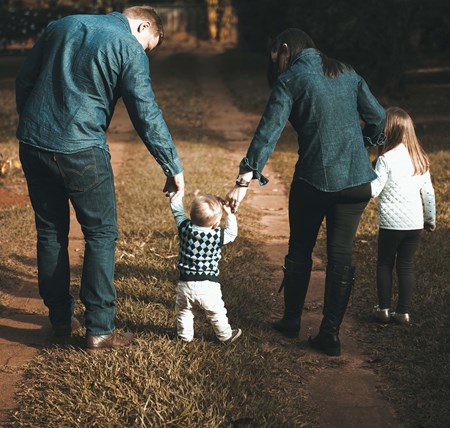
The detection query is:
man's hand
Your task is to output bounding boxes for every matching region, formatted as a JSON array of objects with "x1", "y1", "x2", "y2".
[{"x1": 163, "y1": 172, "x2": 185, "y2": 199}]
